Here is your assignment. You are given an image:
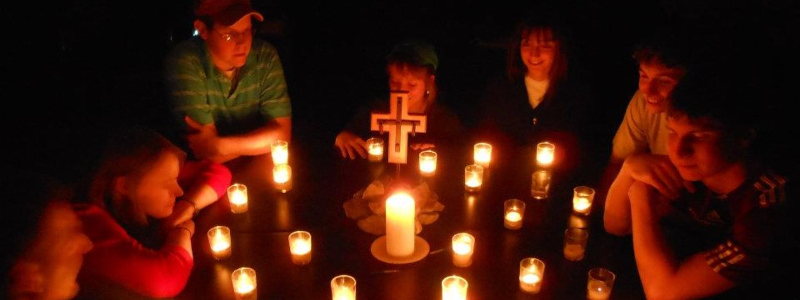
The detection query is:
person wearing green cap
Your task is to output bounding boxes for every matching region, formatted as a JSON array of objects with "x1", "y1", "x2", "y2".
[{"x1": 334, "y1": 39, "x2": 464, "y2": 160}]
